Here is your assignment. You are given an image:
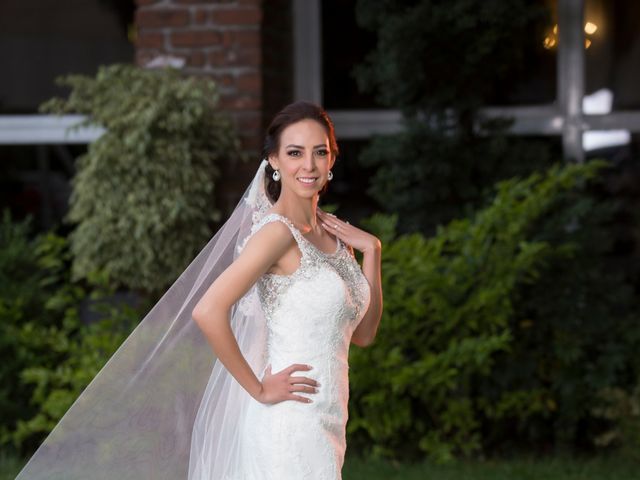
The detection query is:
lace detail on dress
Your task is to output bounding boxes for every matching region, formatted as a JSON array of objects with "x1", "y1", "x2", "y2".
[{"x1": 229, "y1": 212, "x2": 371, "y2": 480}]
